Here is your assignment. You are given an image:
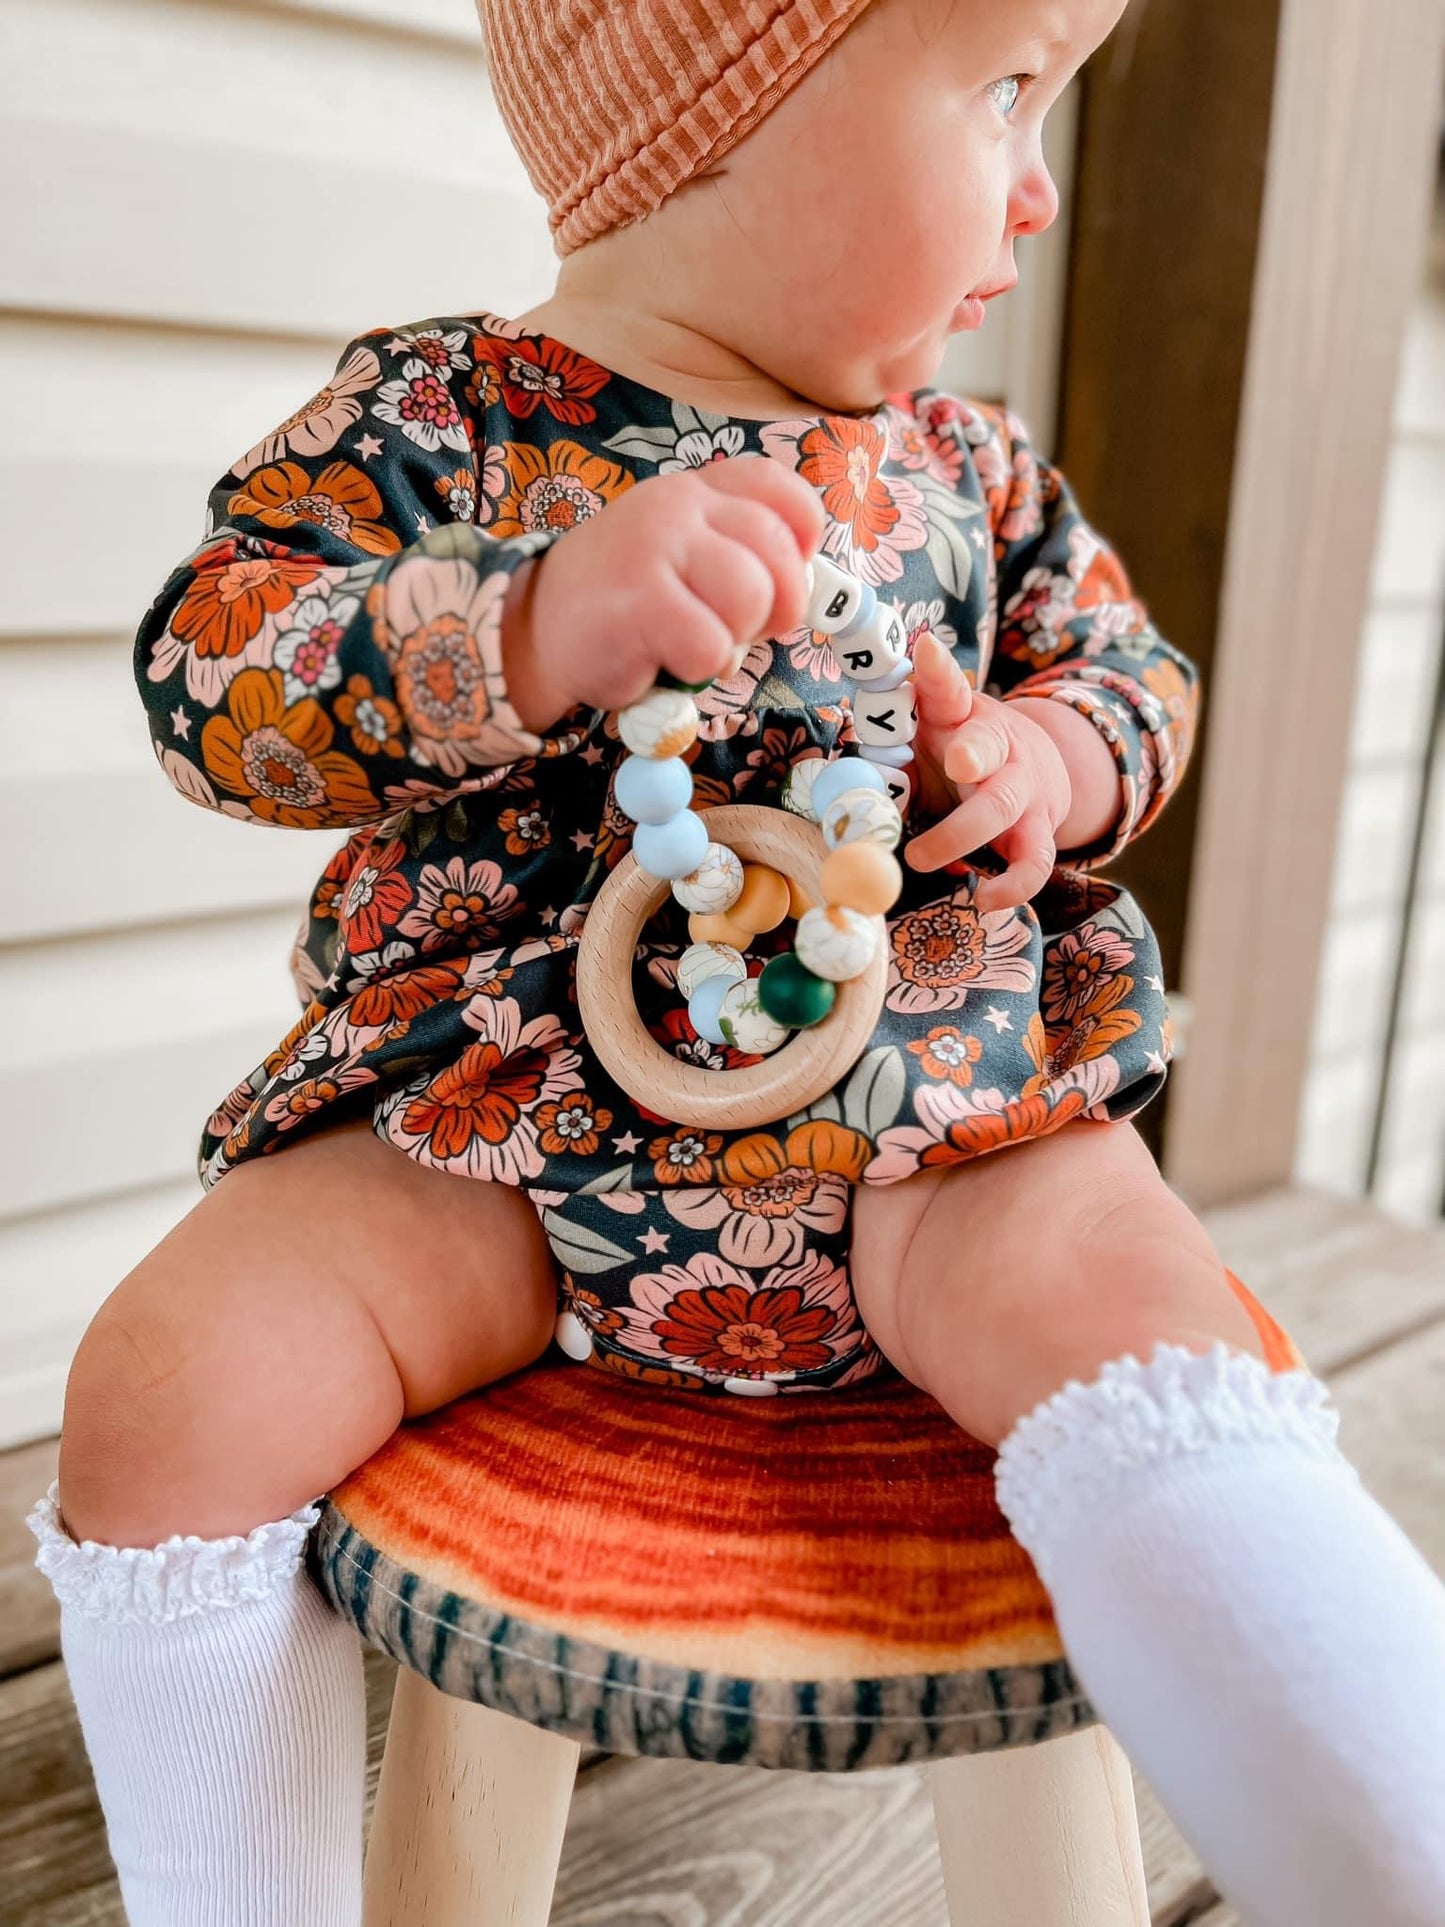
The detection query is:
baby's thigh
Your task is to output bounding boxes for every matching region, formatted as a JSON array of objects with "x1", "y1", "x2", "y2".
[
  {"x1": 59, "y1": 1117, "x2": 557, "y2": 1546},
  {"x1": 850, "y1": 1120, "x2": 1263, "y2": 1443}
]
